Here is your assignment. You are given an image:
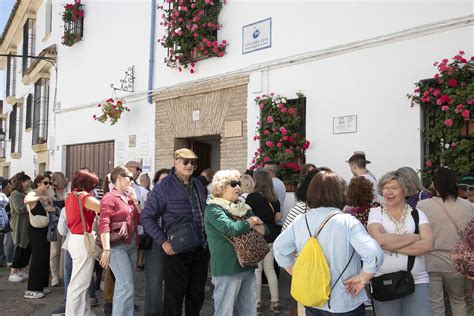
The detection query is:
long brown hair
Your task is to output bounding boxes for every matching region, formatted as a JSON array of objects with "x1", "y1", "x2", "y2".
[
  {"x1": 307, "y1": 171, "x2": 346, "y2": 210},
  {"x1": 252, "y1": 170, "x2": 278, "y2": 202}
]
